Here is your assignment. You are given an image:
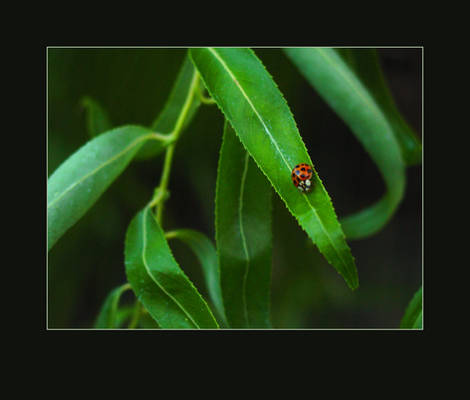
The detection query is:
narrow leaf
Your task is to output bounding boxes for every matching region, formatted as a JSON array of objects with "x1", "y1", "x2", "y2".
[
  {"x1": 114, "y1": 306, "x2": 135, "y2": 327},
  {"x1": 48, "y1": 125, "x2": 161, "y2": 251},
  {"x1": 284, "y1": 48, "x2": 406, "y2": 239},
  {"x1": 114, "y1": 305, "x2": 160, "y2": 328},
  {"x1": 190, "y1": 48, "x2": 358, "y2": 290},
  {"x1": 400, "y1": 286, "x2": 423, "y2": 329},
  {"x1": 94, "y1": 283, "x2": 130, "y2": 328},
  {"x1": 135, "y1": 54, "x2": 201, "y2": 160},
  {"x1": 166, "y1": 229, "x2": 226, "y2": 325},
  {"x1": 81, "y1": 96, "x2": 113, "y2": 138},
  {"x1": 124, "y1": 206, "x2": 219, "y2": 329},
  {"x1": 338, "y1": 48, "x2": 422, "y2": 166},
  {"x1": 216, "y1": 120, "x2": 273, "y2": 328},
  {"x1": 138, "y1": 311, "x2": 160, "y2": 328}
]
